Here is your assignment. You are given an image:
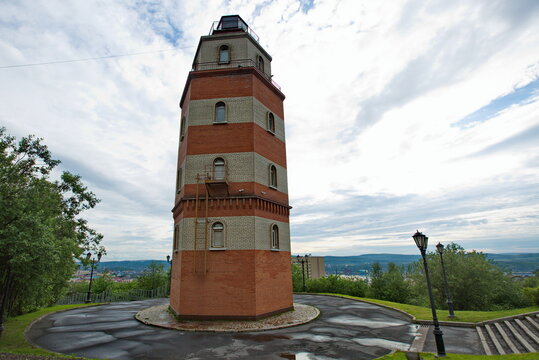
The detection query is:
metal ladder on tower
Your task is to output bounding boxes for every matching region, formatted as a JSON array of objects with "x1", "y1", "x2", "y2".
[{"x1": 193, "y1": 173, "x2": 209, "y2": 275}]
